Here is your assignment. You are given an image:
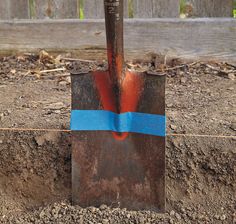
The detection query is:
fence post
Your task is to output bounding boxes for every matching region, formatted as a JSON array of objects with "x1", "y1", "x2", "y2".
[
  {"x1": 0, "y1": 0, "x2": 29, "y2": 19},
  {"x1": 133, "y1": 0, "x2": 180, "y2": 18}
]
